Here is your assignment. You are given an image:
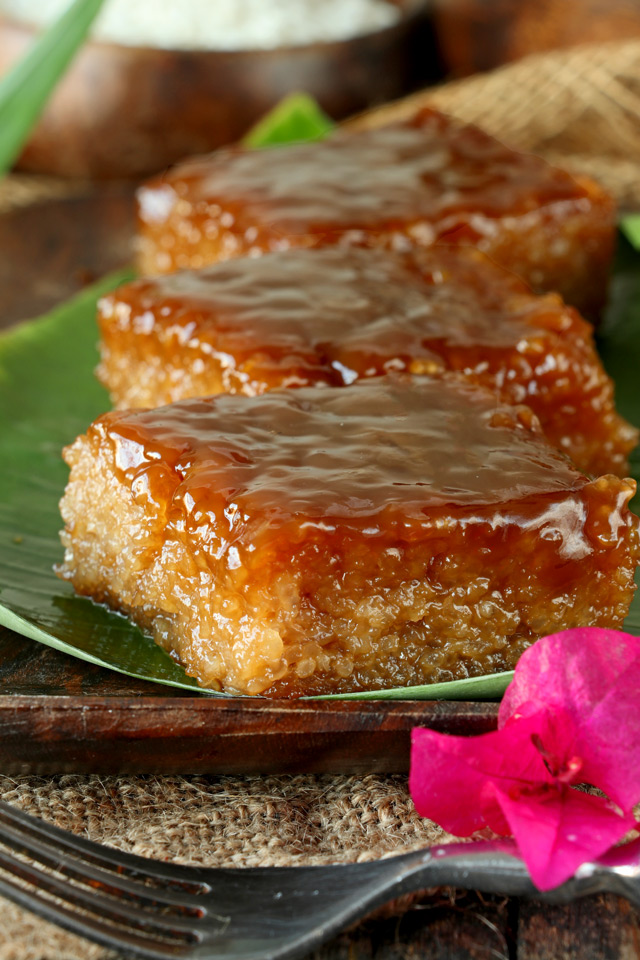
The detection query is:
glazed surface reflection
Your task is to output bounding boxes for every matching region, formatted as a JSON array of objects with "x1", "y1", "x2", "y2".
[{"x1": 98, "y1": 246, "x2": 637, "y2": 476}]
